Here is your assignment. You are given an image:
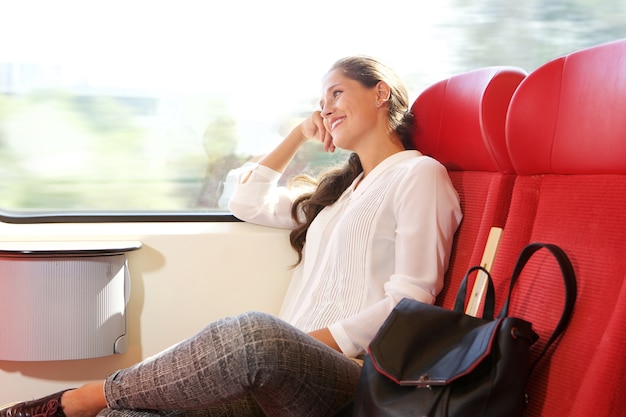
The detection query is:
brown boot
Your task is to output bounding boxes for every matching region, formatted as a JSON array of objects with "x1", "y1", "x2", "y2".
[{"x1": 0, "y1": 390, "x2": 73, "y2": 417}]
